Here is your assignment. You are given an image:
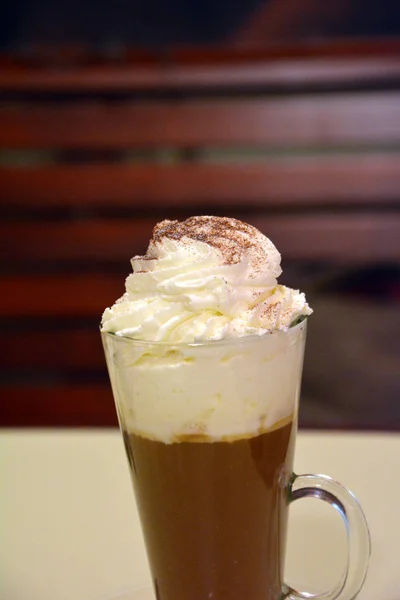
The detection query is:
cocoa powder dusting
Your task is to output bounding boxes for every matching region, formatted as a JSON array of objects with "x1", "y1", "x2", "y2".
[{"x1": 149, "y1": 216, "x2": 271, "y2": 275}]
